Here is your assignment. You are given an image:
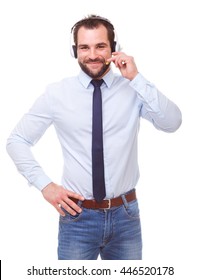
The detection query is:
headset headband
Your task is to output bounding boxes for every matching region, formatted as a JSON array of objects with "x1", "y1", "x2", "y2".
[{"x1": 71, "y1": 16, "x2": 114, "y2": 33}]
